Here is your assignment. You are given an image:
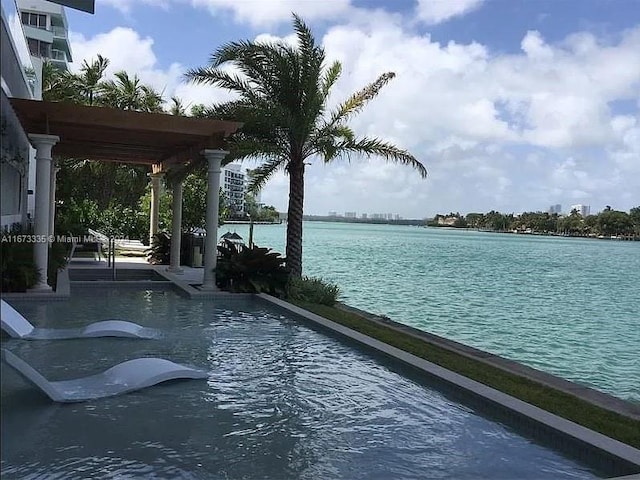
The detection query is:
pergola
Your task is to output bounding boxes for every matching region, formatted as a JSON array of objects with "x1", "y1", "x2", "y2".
[{"x1": 9, "y1": 98, "x2": 242, "y2": 291}]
